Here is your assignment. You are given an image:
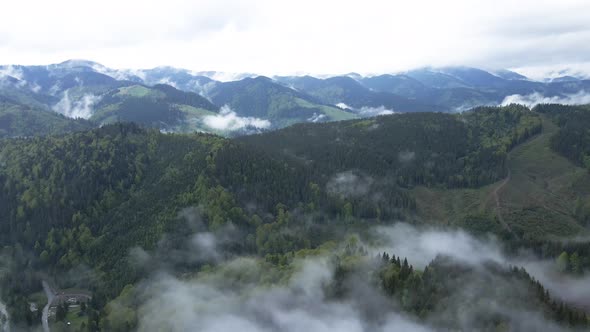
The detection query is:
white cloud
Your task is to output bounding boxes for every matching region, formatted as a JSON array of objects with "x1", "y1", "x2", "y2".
[
  {"x1": 0, "y1": 65, "x2": 28, "y2": 89},
  {"x1": 501, "y1": 90, "x2": 590, "y2": 108},
  {"x1": 357, "y1": 106, "x2": 396, "y2": 117},
  {"x1": 193, "y1": 71, "x2": 257, "y2": 82},
  {"x1": 374, "y1": 224, "x2": 505, "y2": 268},
  {"x1": 335, "y1": 103, "x2": 351, "y2": 110},
  {"x1": 134, "y1": 221, "x2": 586, "y2": 331},
  {"x1": 137, "y1": 257, "x2": 434, "y2": 332},
  {"x1": 156, "y1": 77, "x2": 178, "y2": 88},
  {"x1": 29, "y1": 81, "x2": 42, "y2": 93},
  {"x1": 512, "y1": 63, "x2": 590, "y2": 81},
  {"x1": 1, "y1": 1, "x2": 590, "y2": 76},
  {"x1": 373, "y1": 223, "x2": 590, "y2": 310},
  {"x1": 203, "y1": 105, "x2": 271, "y2": 131},
  {"x1": 52, "y1": 90, "x2": 100, "y2": 119},
  {"x1": 190, "y1": 81, "x2": 217, "y2": 100},
  {"x1": 326, "y1": 171, "x2": 373, "y2": 198},
  {"x1": 0, "y1": 65, "x2": 23, "y2": 80},
  {"x1": 307, "y1": 113, "x2": 327, "y2": 123},
  {"x1": 92, "y1": 65, "x2": 147, "y2": 81},
  {"x1": 335, "y1": 104, "x2": 395, "y2": 117},
  {"x1": 128, "y1": 204, "x2": 588, "y2": 331}
]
